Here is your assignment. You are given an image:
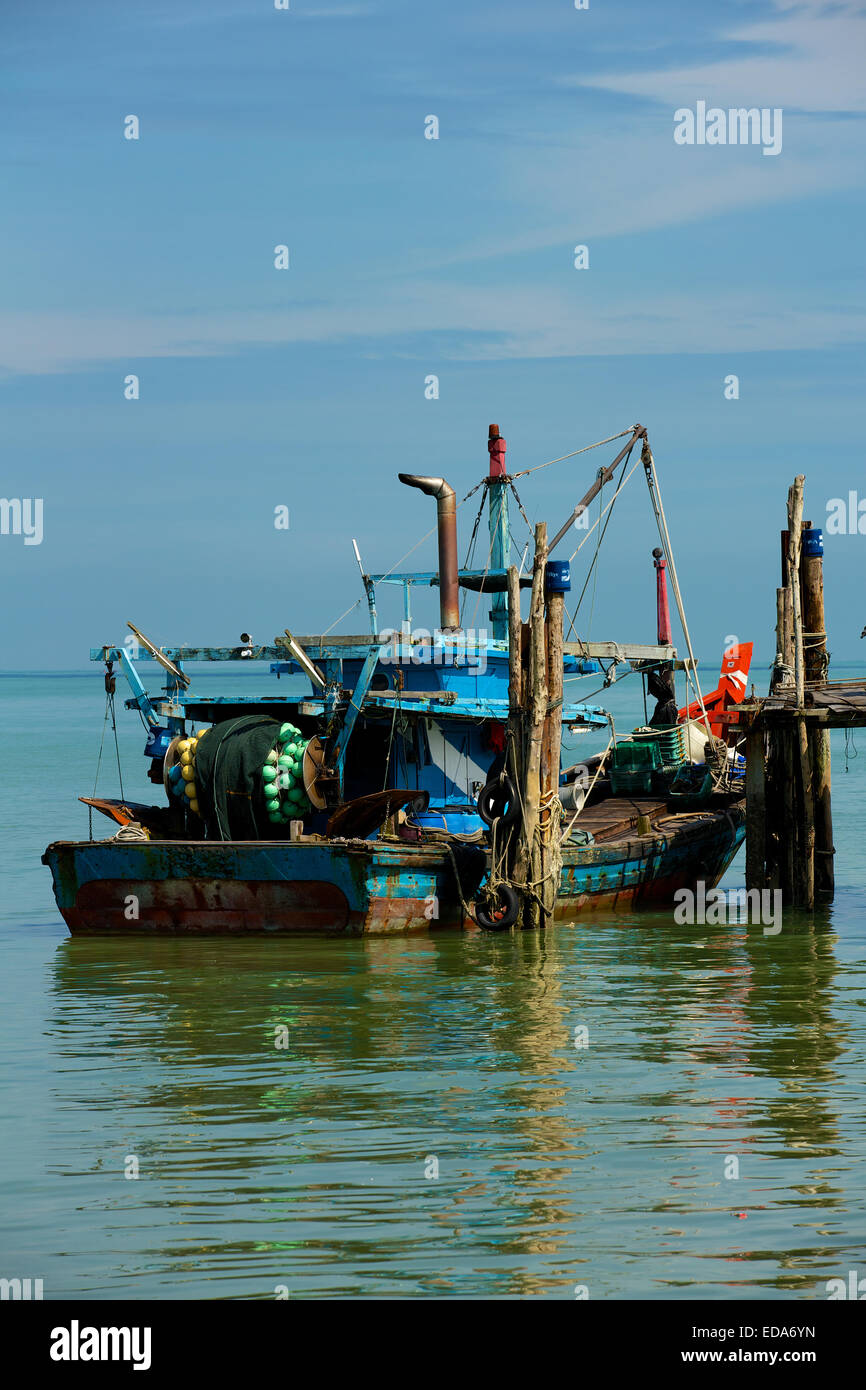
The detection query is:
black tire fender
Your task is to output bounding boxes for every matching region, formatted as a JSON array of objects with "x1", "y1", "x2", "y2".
[
  {"x1": 477, "y1": 774, "x2": 520, "y2": 829},
  {"x1": 475, "y1": 883, "x2": 520, "y2": 932}
]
